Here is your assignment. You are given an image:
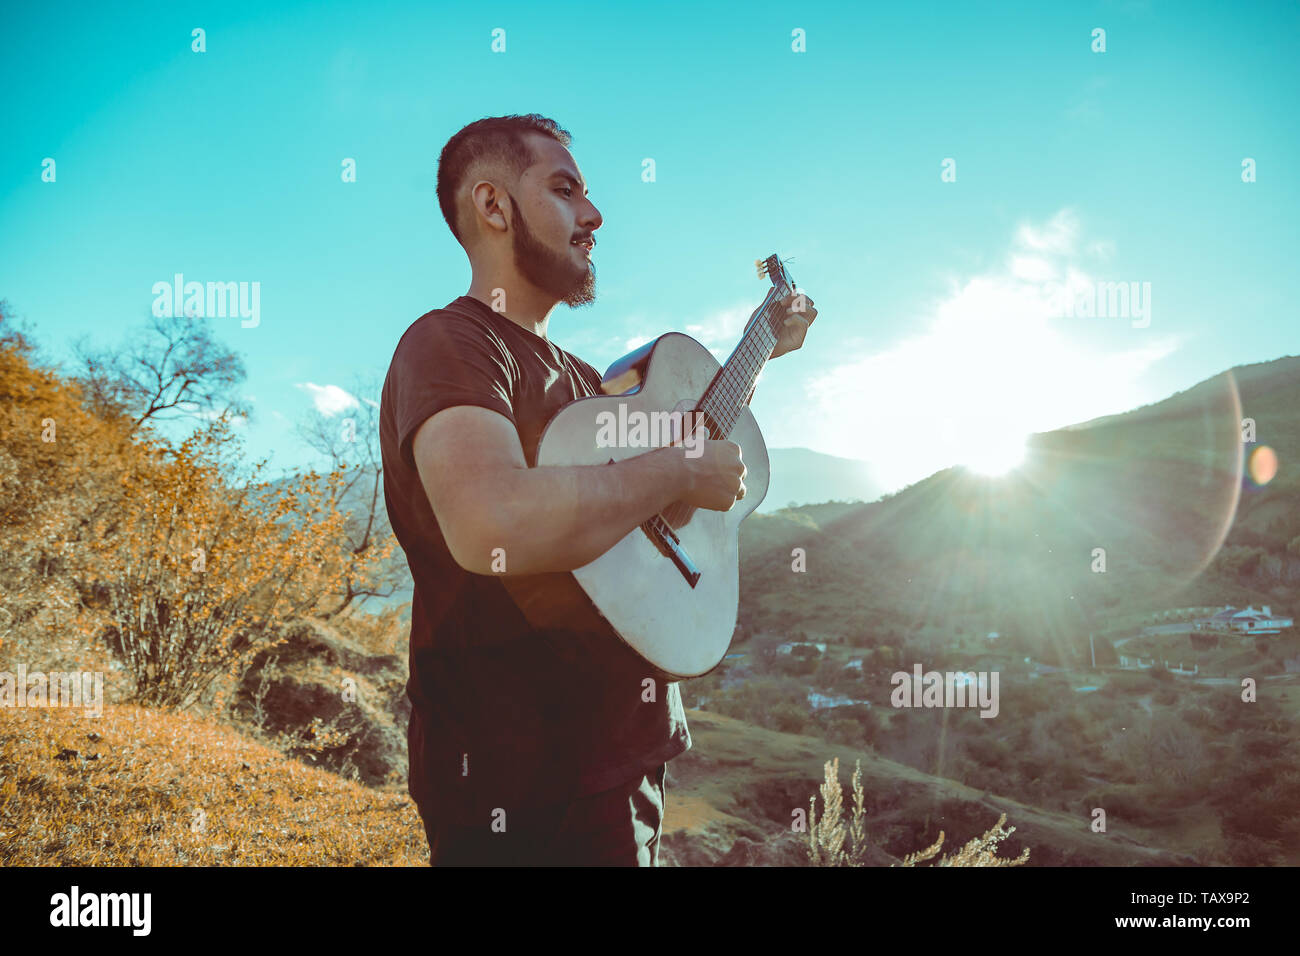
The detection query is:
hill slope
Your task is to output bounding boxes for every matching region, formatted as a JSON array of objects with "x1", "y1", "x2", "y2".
[{"x1": 739, "y1": 355, "x2": 1300, "y2": 648}]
